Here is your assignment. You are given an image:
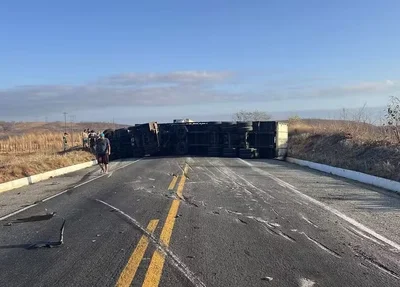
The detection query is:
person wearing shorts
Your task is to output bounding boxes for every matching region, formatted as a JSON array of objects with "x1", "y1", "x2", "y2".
[{"x1": 95, "y1": 133, "x2": 111, "y2": 173}]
